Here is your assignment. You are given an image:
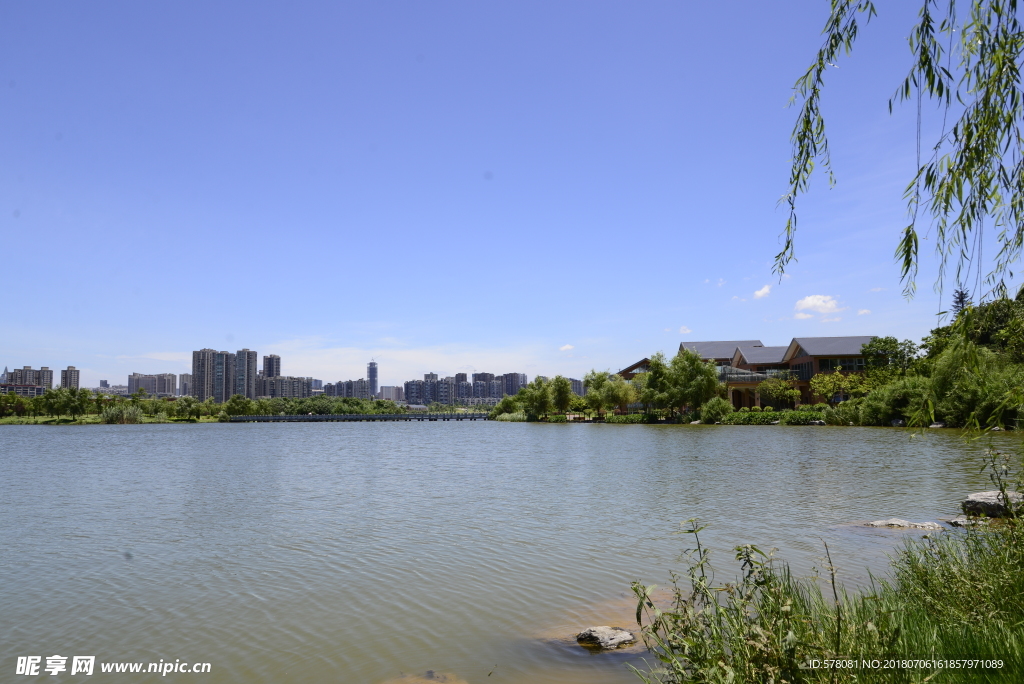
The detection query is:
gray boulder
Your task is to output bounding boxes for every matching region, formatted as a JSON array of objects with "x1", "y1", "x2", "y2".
[
  {"x1": 962, "y1": 491, "x2": 1023, "y2": 517},
  {"x1": 929, "y1": 422, "x2": 946, "y2": 428},
  {"x1": 576, "y1": 626, "x2": 636, "y2": 650},
  {"x1": 949, "y1": 515, "x2": 987, "y2": 528},
  {"x1": 866, "y1": 518, "x2": 942, "y2": 530}
]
